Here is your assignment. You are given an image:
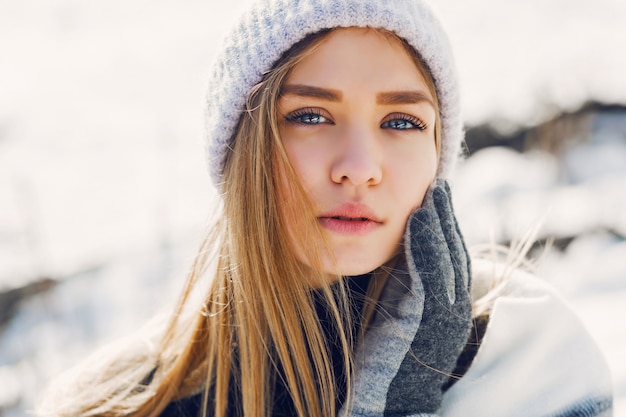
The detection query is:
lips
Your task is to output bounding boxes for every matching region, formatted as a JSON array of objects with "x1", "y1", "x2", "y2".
[
  {"x1": 329, "y1": 216, "x2": 370, "y2": 221},
  {"x1": 318, "y1": 203, "x2": 382, "y2": 235}
]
